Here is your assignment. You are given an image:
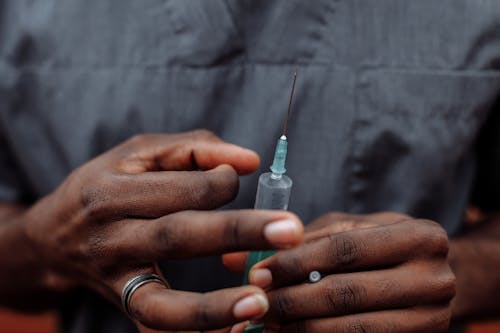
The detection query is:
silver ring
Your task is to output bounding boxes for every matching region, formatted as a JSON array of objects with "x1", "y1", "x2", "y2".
[
  {"x1": 308, "y1": 271, "x2": 322, "y2": 283},
  {"x1": 122, "y1": 273, "x2": 165, "y2": 317}
]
